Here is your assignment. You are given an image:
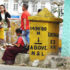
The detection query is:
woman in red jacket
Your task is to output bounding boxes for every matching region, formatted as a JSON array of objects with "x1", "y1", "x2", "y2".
[{"x1": 2, "y1": 28, "x2": 26, "y2": 65}]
